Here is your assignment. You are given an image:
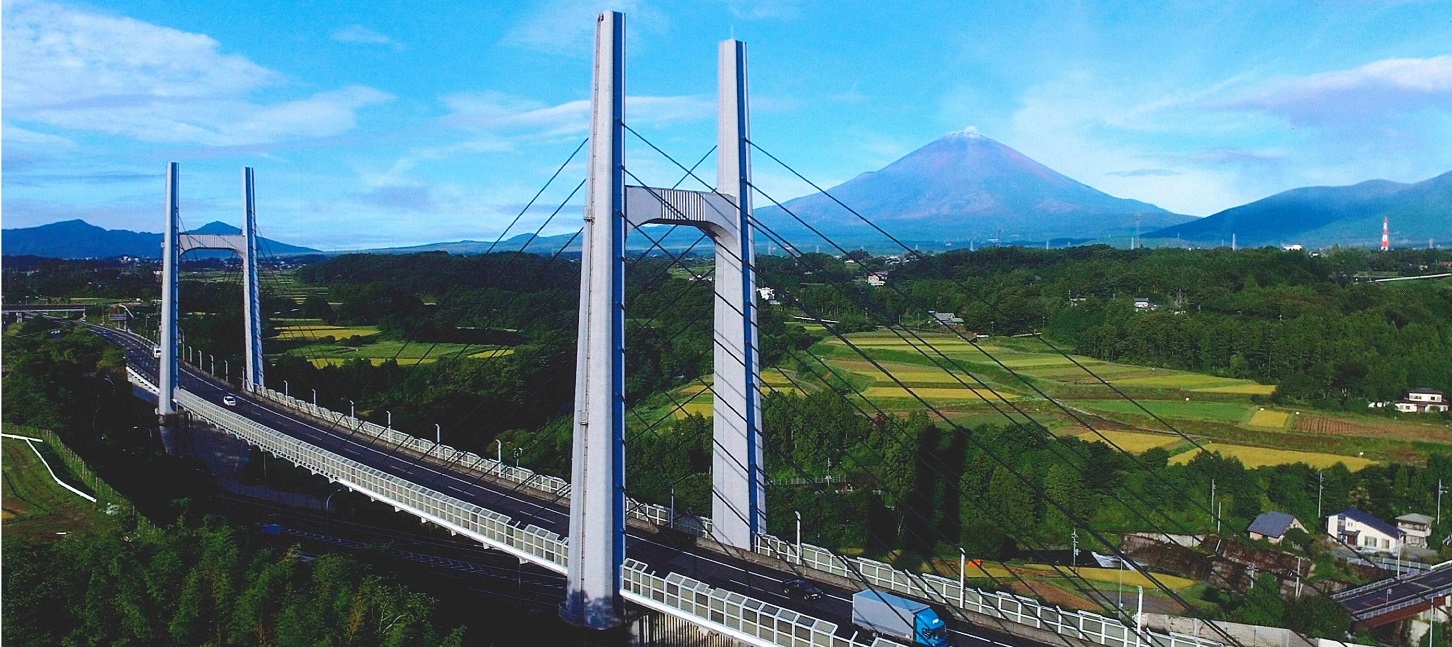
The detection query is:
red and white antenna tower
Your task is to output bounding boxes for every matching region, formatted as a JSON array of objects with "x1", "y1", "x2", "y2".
[{"x1": 1381, "y1": 216, "x2": 1390, "y2": 251}]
